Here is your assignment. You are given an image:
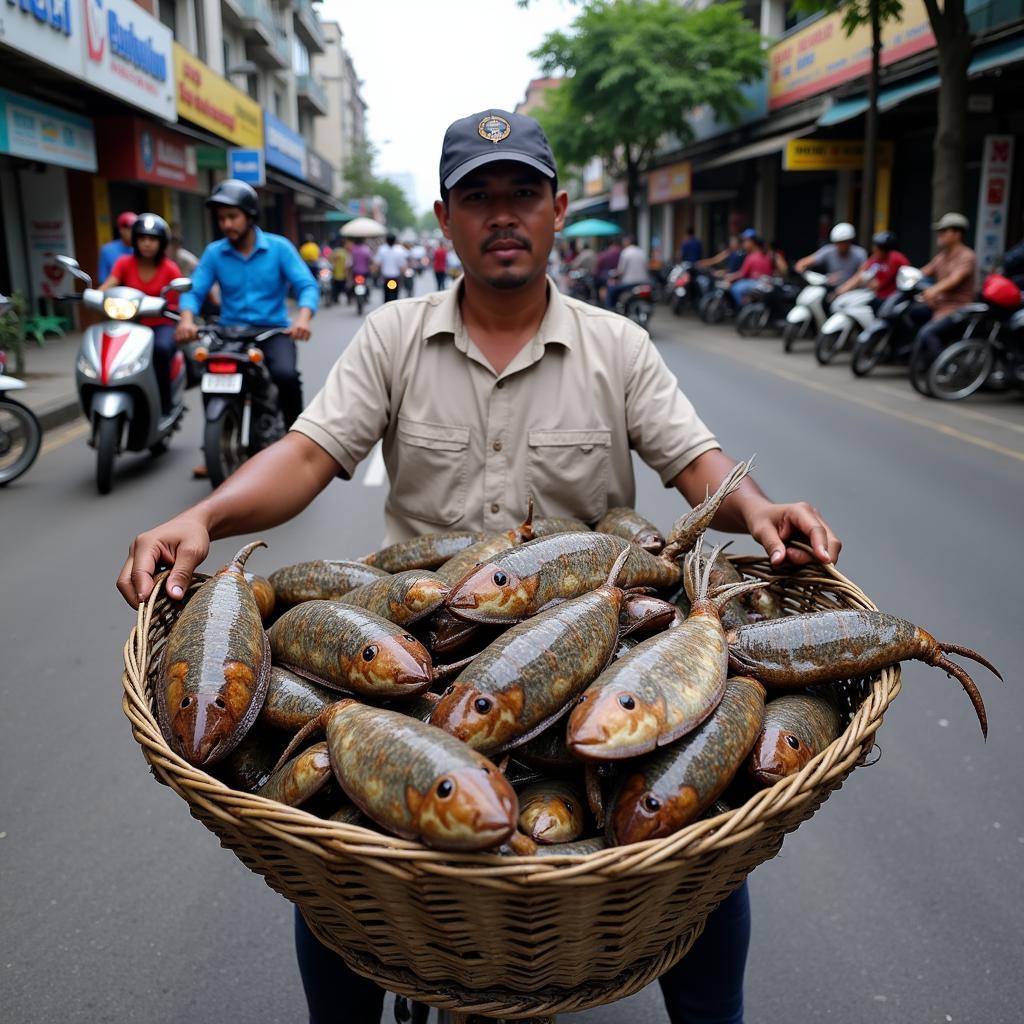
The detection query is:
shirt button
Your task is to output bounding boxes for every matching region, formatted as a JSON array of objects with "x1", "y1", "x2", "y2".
[
  {"x1": 495, "y1": 380, "x2": 505, "y2": 389},
  {"x1": 490, "y1": 503, "x2": 500, "y2": 514},
  {"x1": 492, "y1": 441, "x2": 502, "y2": 452}
]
